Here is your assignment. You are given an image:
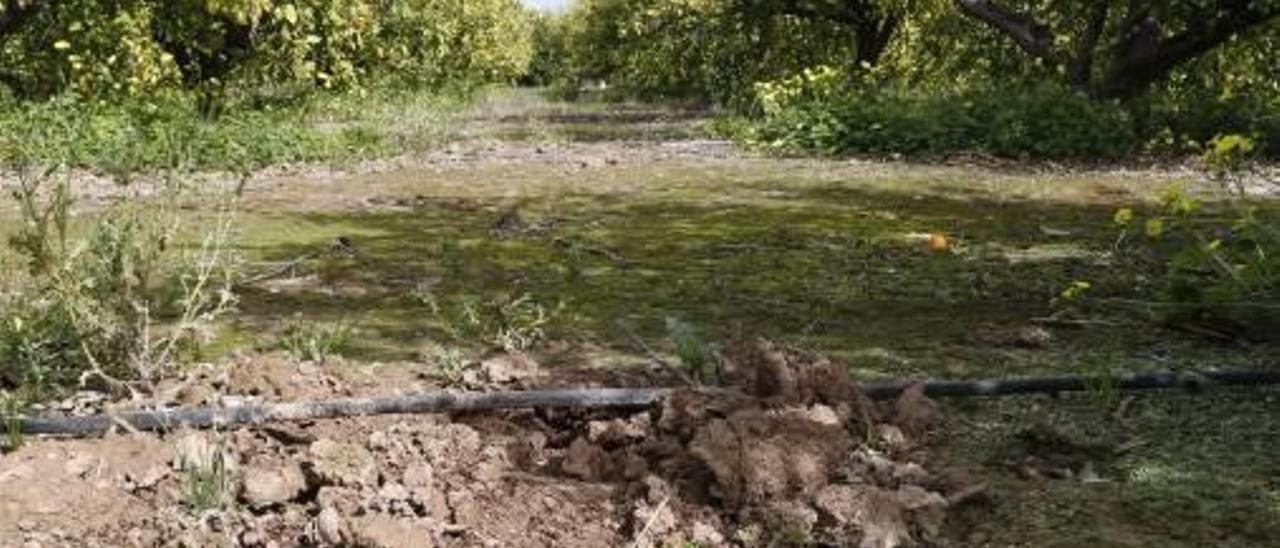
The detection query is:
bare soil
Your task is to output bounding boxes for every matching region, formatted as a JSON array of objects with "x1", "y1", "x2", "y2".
[{"x1": 0, "y1": 341, "x2": 978, "y2": 548}]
